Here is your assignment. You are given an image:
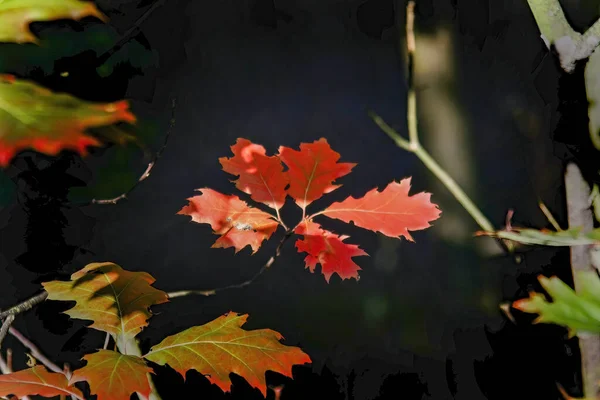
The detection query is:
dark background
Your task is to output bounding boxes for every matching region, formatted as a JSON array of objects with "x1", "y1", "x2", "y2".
[{"x1": 0, "y1": 0, "x2": 599, "y2": 399}]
